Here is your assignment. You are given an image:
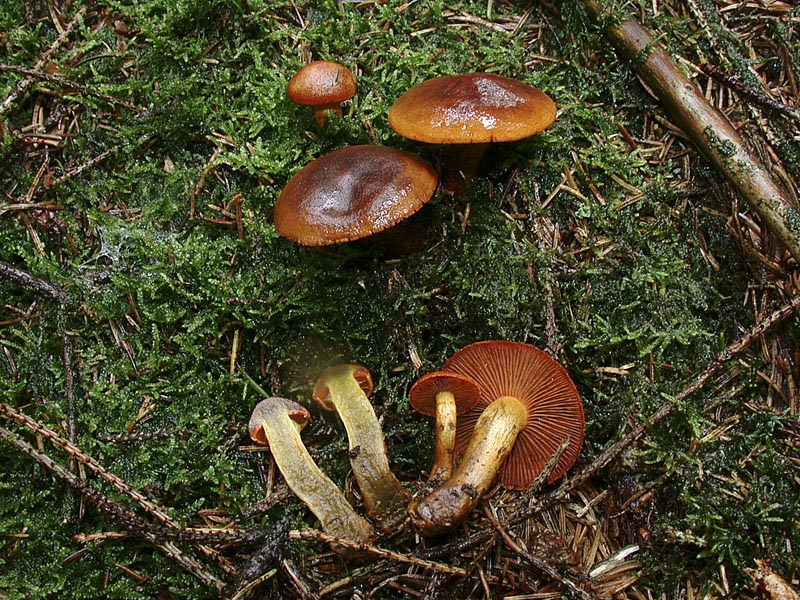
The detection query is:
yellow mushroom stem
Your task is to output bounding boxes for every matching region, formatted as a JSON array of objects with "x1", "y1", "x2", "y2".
[
  {"x1": 250, "y1": 398, "x2": 374, "y2": 544},
  {"x1": 311, "y1": 103, "x2": 344, "y2": 127},
  {"x1": 429, "y1": 390, "x2": 458, "y2": 483},
  {"x1": 409, "y1": 395, "x2": 528, "y2": 536},
  {"x1": 315, "y1": 366, "x2": 410, "y2": 533}
]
